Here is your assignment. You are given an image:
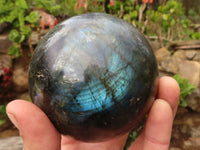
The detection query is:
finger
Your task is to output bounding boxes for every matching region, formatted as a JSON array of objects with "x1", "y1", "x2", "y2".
[
  {"x1": 6, "y1": 100, "x2": 61, "y2": 150},
  {"x1": 158, "y1": 76, "x2": 180, "y2": 116},
  {"x1": 129, "y1": 99, "x2": 173, "y2": 150}
]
